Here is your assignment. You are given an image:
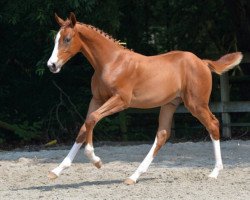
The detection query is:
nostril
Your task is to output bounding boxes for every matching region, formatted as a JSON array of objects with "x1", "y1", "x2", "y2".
[
  {"x1": 52, "y1": 63, "x2": 56, "y2": 69},
  {"x1": 48, "y1": 62, "x2": 56, "y2": 69}
]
